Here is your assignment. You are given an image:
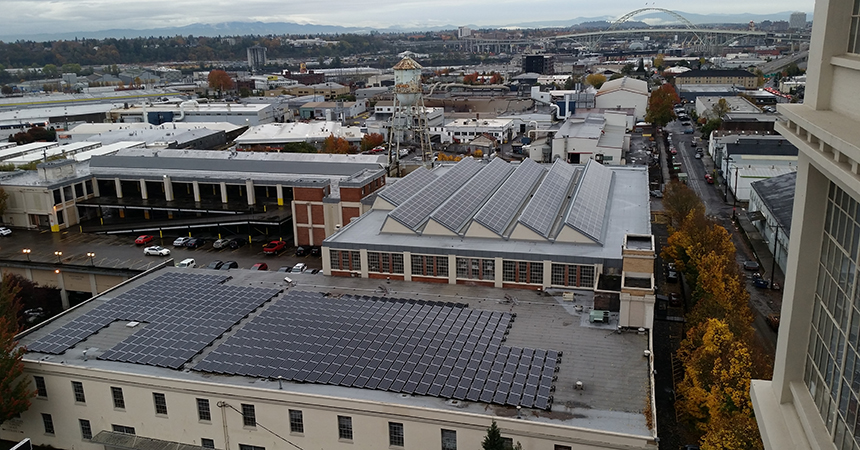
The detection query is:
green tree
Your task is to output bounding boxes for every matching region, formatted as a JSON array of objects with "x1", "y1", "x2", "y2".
[
  {"x1": 645, "y1": 83, "x2": 680, "y2": 127},
  {"x1": 61, "y1": 63, "x2": 82, "y2": 75},
  {"x1": 482, "y1": 421, "x2": 506, "y2": 450},
  {"x1": 42, "y1": 64, "x2": 59, "y2": 78},
  {"x1": 700, "y1": 118, "x2": 722, "y2": 139},
  {"x1": 0, "y1": 278, "x2": 33, "y2": 424}
]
